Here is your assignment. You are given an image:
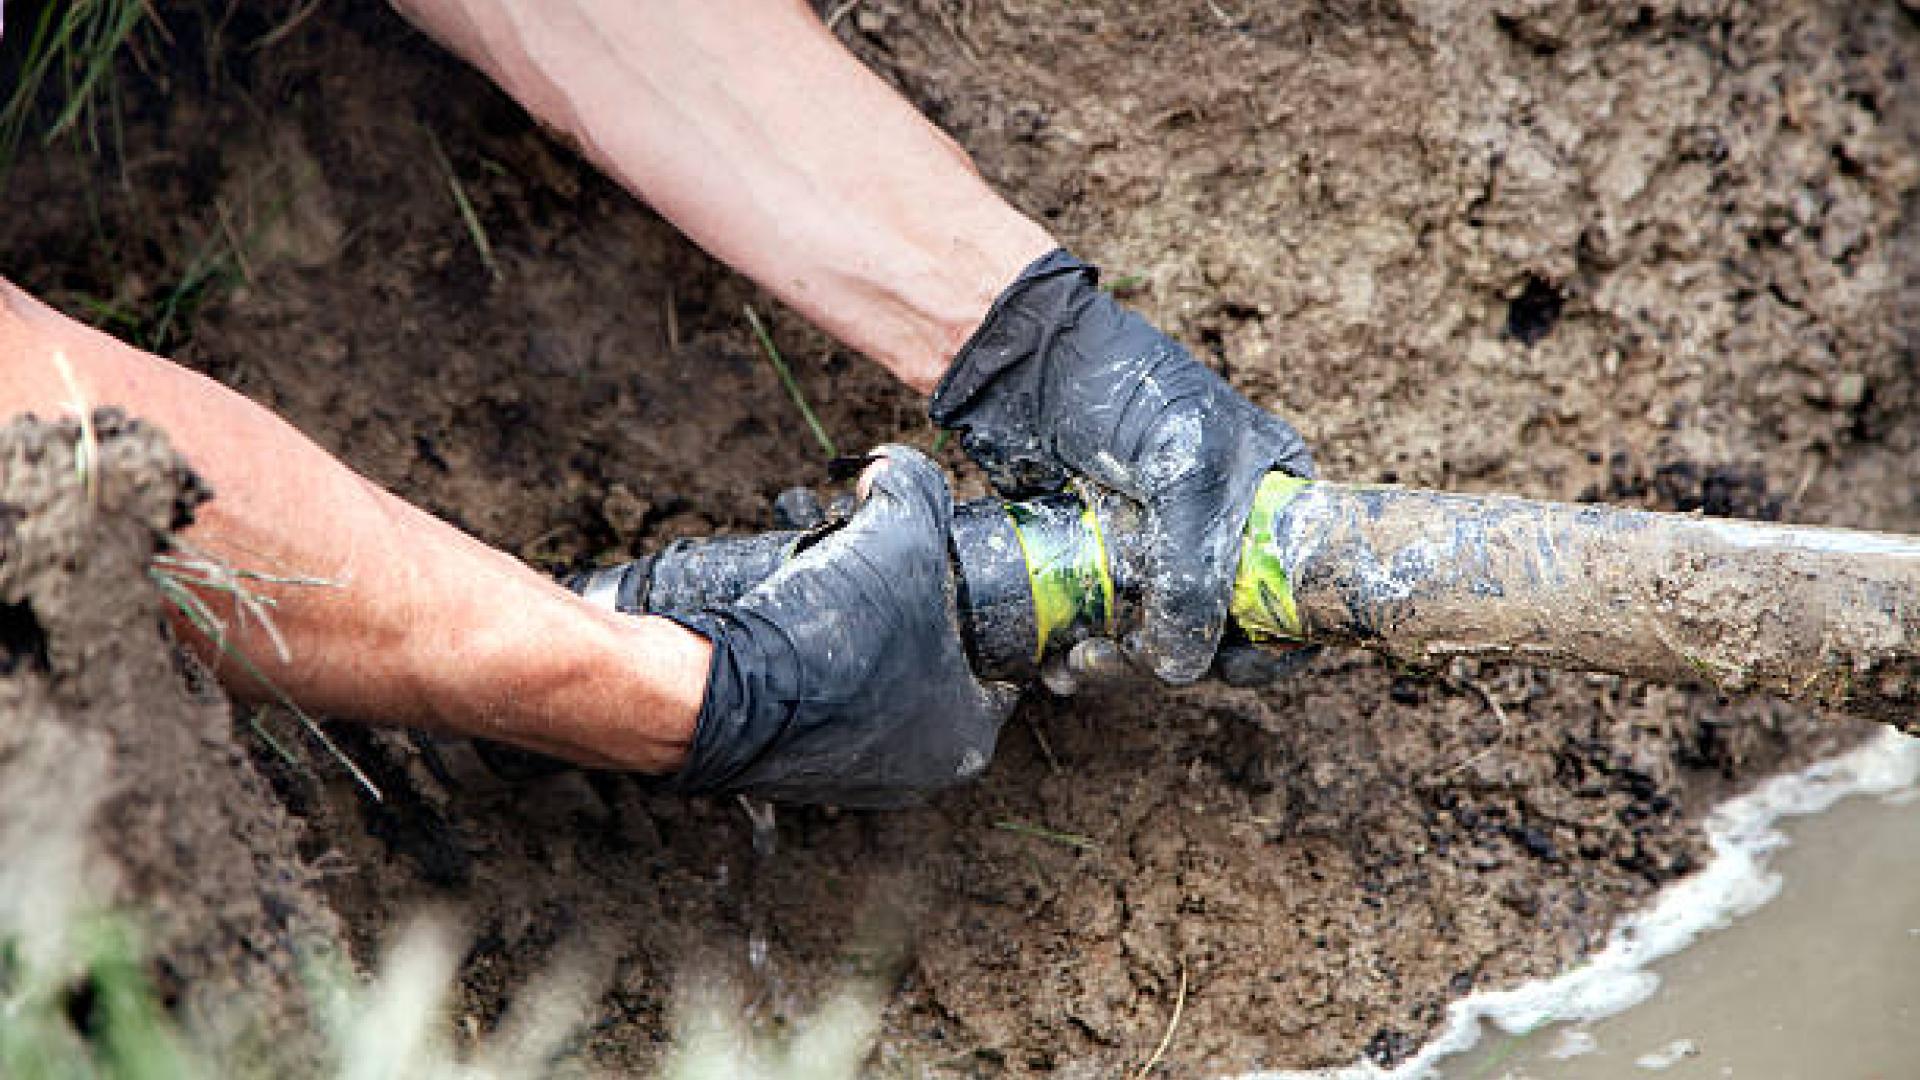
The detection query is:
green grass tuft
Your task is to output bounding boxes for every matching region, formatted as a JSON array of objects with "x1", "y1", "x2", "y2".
[{"x1": 0, "y1": 0, "x2": 158, "y2": 176}]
